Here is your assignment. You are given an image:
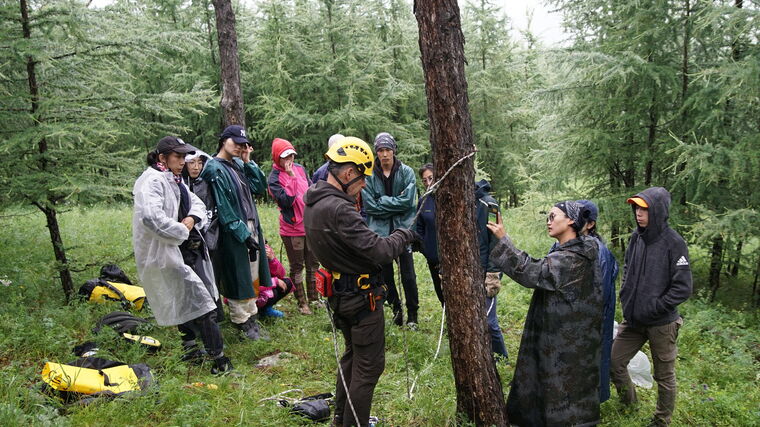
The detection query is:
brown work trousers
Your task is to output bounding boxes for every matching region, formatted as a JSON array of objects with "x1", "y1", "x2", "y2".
[
  {"x1": 610, "y1": 317, "x2": 683, "y2": 425},
  {"x1": 331, "y1": 294, "x2": 385, "y2": 427},
  {"x1": 281, "y1": 235, "x2": 319, "y2": 305}
]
